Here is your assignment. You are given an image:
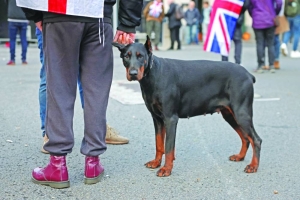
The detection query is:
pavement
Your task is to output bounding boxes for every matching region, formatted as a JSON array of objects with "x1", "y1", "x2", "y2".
[{"x1": 0, "y1": 41, "x2": 300, "y2": 200}]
